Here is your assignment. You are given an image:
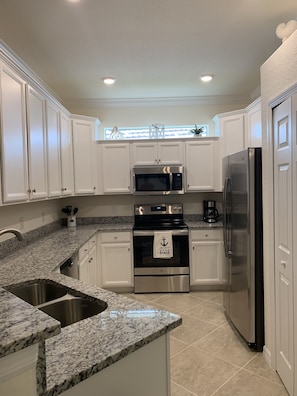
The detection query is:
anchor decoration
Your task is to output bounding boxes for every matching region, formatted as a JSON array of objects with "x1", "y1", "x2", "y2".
[{"x1": 161, "y1": 237, "x2": 168, "y2": 247}]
